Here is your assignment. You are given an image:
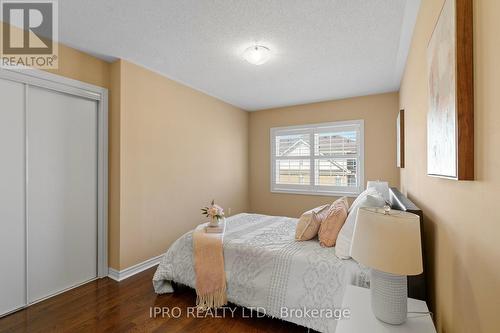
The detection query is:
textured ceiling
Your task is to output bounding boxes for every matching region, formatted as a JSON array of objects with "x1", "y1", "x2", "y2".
[{"x1": 58, "y1": 0, "x2": 420, "y2": 111}]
